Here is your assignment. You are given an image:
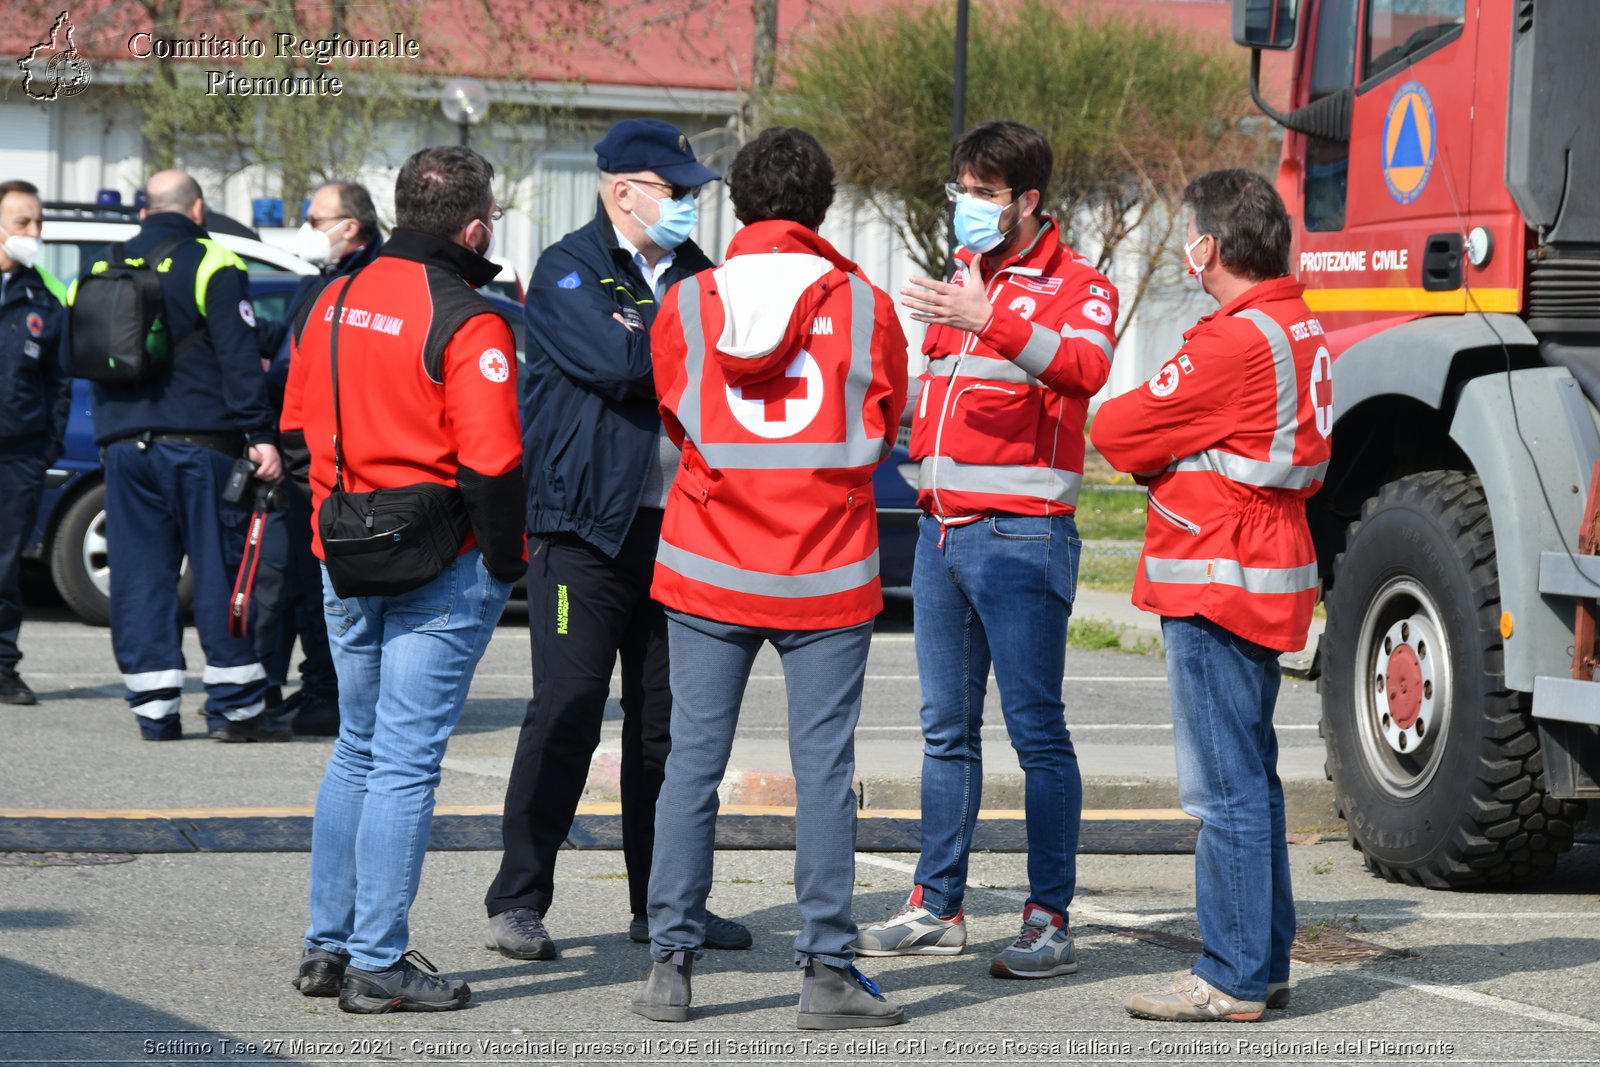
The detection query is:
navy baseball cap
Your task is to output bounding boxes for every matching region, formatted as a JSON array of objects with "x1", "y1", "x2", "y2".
[{"x1": 594, "y1": 119, "x2": 720, "y2": 186}]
